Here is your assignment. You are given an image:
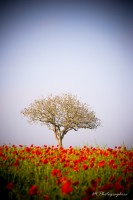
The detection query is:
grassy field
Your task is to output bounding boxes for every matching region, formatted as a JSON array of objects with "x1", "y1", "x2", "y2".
[{"x1": 0, "y1": 144, "x2": 133, "y2": 200}]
